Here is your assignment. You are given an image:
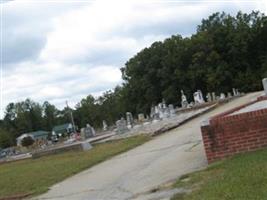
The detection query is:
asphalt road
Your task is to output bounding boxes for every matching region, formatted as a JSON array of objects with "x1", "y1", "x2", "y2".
[{"x1": 36, "y1": 92, "x2": 262, "y2": 200}]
